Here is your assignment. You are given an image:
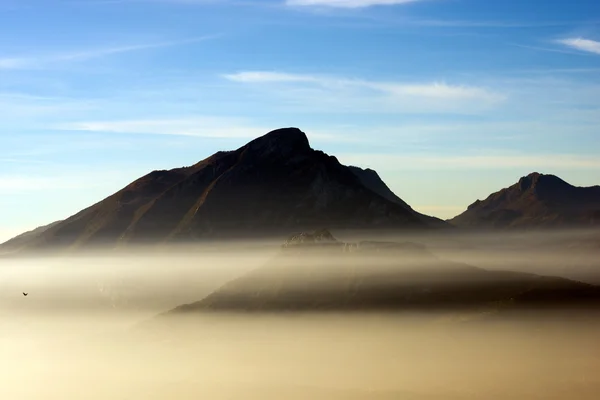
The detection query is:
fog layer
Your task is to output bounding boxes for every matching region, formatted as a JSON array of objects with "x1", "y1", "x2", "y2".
[{"x1": 2, "y1": 231, "x2": 600, "y2": 399}]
